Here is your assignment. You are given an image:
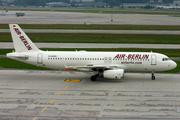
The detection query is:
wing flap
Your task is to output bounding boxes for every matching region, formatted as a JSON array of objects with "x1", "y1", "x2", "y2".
[{"x1": 64, "y1": 64, "x2": 127, "y2": 71}]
